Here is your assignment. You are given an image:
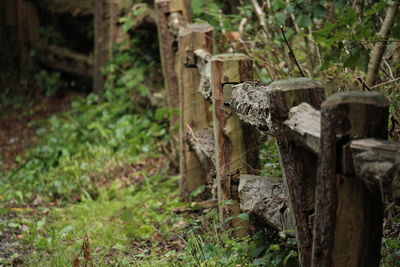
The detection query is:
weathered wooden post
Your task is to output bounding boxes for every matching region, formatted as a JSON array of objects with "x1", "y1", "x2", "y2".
[
  {"x1": 178, "y1": 23, "x2": 213, "y2": 199},
  {"x1": 94, "y1": 0, "x2": 112, "y2": 92},
  {"x1": 211, "y1": 54, "x2": 259, "y2": 237},
  {"x1": 155, "y1": 0, "x2": 191, "y2": 111},
  {"x1": 312, "y1": 91, "x2": 389, "y2": 267},
  {"x1": 94, "y1": 0, "x2": 130, "y2": 92},
  {"x1": 267, "y1": 78, "x2": 325, "y2": 267}
]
